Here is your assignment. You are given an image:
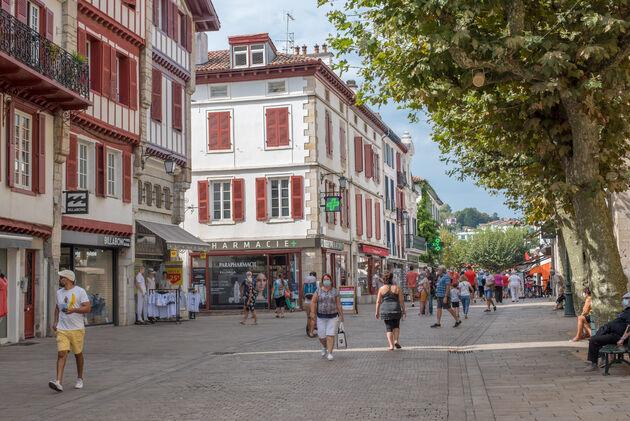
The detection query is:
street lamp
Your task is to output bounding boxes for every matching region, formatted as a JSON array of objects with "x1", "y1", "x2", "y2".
[
  {"x1": 339, "y1": 176, "x2": 347, "y2": 189},
  {"x1": 164, "y1": 156, "x2": 176, "y2": 174}
]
